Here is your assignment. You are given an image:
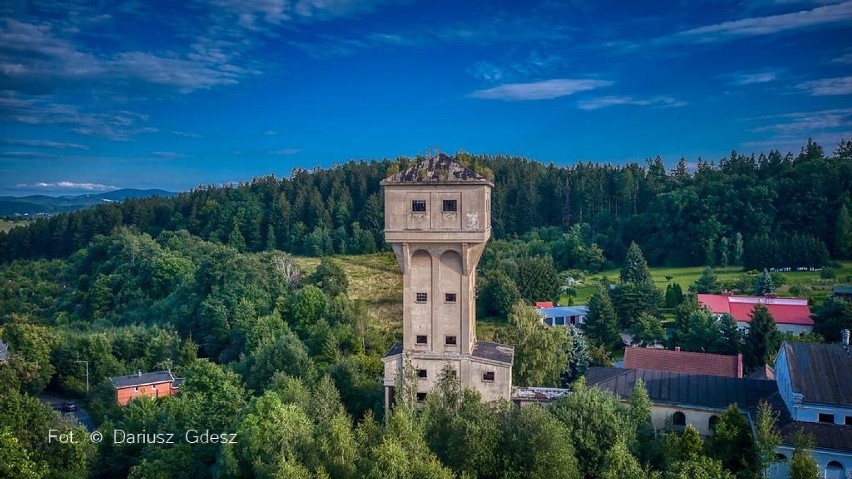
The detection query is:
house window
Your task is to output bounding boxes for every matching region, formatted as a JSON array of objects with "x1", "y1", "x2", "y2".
[
  {"x1": 445, "y1": 335, "x2": 457, "y2": 345},
  {"x1": 412, "y1": 200, "x2": 426, "y2": 212},
  {"x1": 445, "y1": 293, "x2": 457, "y2": 303},
  {"x1": 134, "y1": 387, "x2": 139, "y2": 392},
  {"x1": 416, "y1": 292, "x2": 428, "y2": 303},
  {"x1": 709, "y1": 415, "x2": 720, "y2": 430},
  {"x1": 416, "y1": 335, "x2": 428, "y2": 345},
  {"x1": 482, "y1": 371, "x2": 495, "y2": 382},
  {"x1": 818, "y1": 413, "x2": 835, "y2": 424},
  {"x1": 442, "y1": 199, "x2": 457, "y2": 212},
  {"x1": 416, "y1": 392, "x2": 427, "y2": 402},
  {"x1": 672, "y1": 411, "x2": 686, "y2": 428},
  {"x1": 417, "y1": 369, "x2": 427, "y2": 379},
  {"x1": 846, "y1": 416, "x2": 852, "y2": 426}
]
